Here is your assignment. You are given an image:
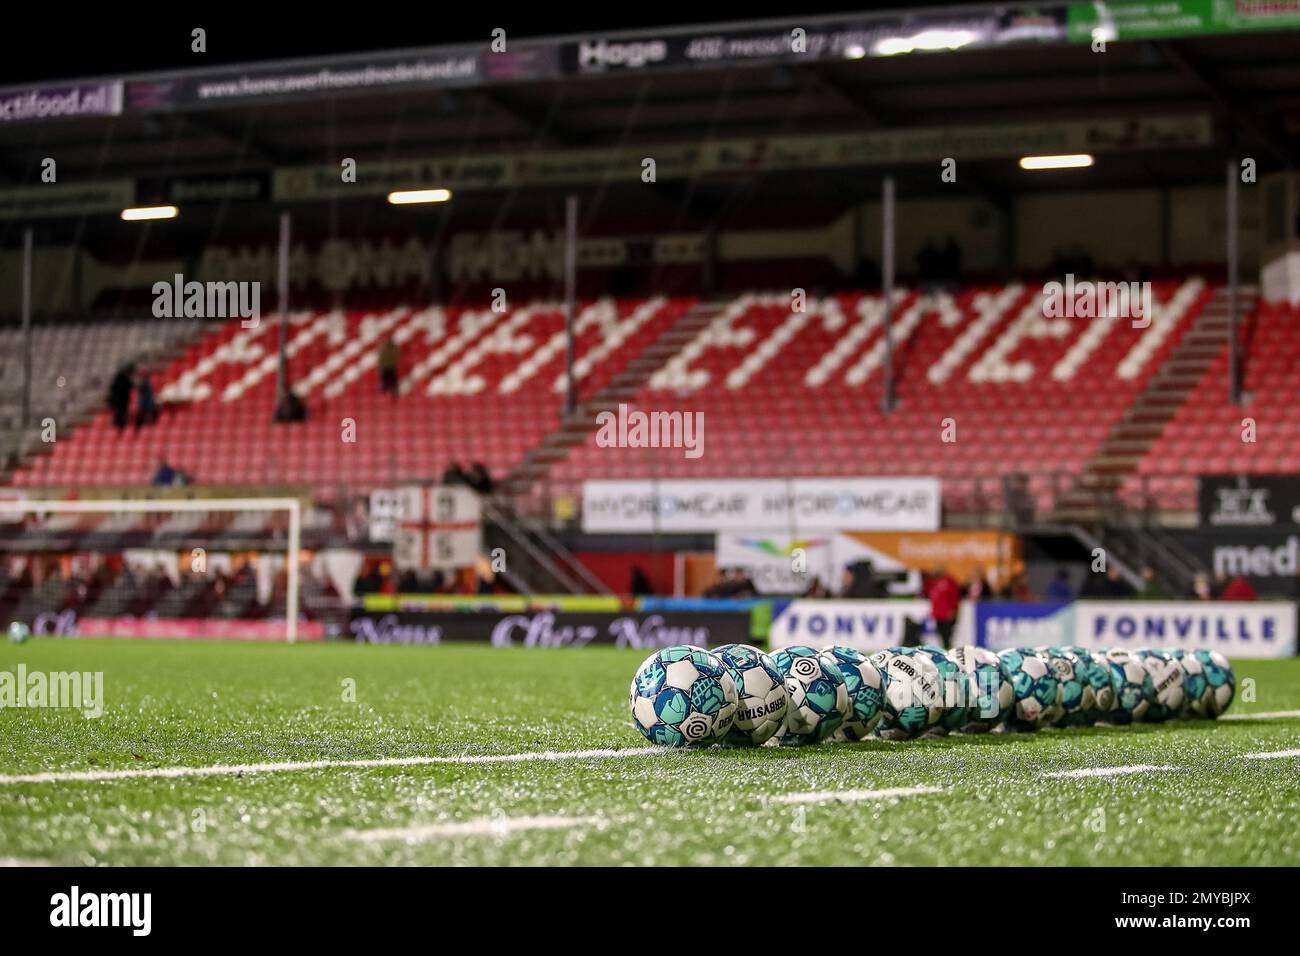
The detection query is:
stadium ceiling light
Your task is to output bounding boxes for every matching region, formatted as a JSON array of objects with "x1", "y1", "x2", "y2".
[
  {"x1": 388, "y1": 188, "x2": 452, "y2": 205},
  {"x1": 843, "y1": 45, "x2": 866, "y2": 59},
  {"x1": 873, "y1": 29, "x2": 980, "y2": 56},
  {"x1": 120, "y1": 205, "x2": 179, "y2": 221},
  {"x1": 1019, "y1": 154, "x2": 1095, "y2": 170}
]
